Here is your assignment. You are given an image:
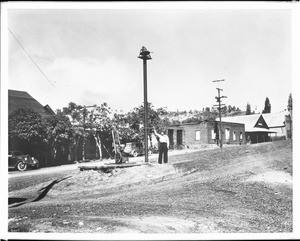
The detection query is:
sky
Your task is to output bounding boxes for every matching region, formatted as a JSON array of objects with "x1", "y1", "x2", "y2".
[{"x1": 5, "y1": 3, "x2": 294, "y2": 114}]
